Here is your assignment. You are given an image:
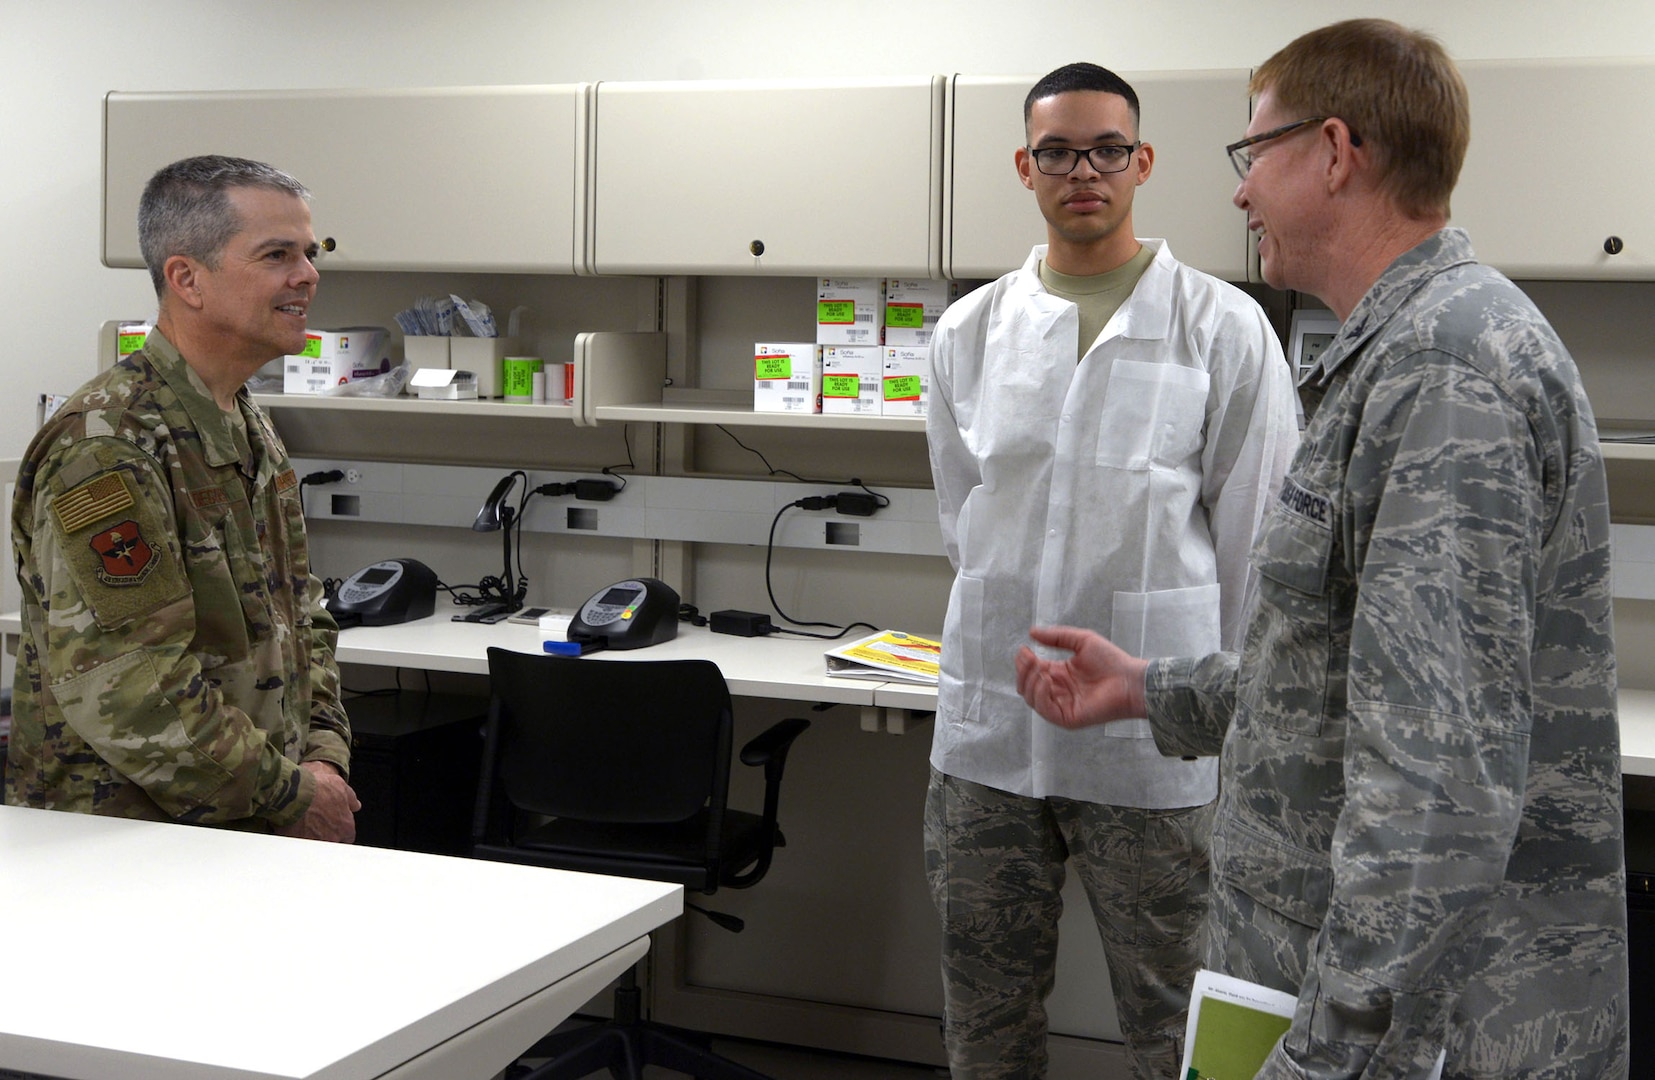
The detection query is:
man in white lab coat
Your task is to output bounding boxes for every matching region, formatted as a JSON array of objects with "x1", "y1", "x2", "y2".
[{"x1": 924, "y1": 63, "x2": 1299, "y2": 1079}]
